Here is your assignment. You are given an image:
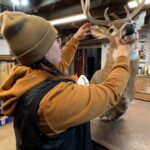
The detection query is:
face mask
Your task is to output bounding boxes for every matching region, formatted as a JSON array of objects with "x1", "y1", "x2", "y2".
[
  {"x1": 129, "y1": 50, "x2": 139, "y2": 61},
  {"x1": 127, "y1": 42, "x2": 139, "y2": 61},
  {"x1": 45, "y1": 37, "x2": 61, "y2": 65}
]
